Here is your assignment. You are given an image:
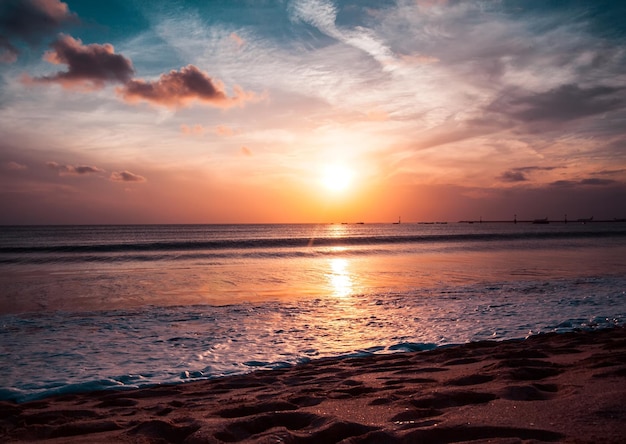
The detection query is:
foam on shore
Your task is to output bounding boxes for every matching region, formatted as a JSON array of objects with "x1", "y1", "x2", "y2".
[{"x1": 1, "y1": 327, "x2": 625, "y2": 443}]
